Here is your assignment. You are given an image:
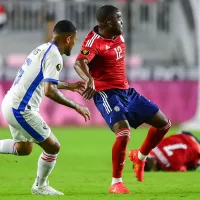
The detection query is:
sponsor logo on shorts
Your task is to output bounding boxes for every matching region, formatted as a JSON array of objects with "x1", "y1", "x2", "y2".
[
  {"x1": 114, "y1": 106, "x2": 120, "y2": 112},
  {"x1": 42, "y1": 122, "x2": 48, "y2": 130}
]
